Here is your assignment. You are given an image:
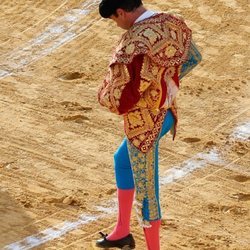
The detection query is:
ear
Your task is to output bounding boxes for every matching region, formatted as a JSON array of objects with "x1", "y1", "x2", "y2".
[{"x1": 116, "y1": 8, "x2": 126, "y2": 18}]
